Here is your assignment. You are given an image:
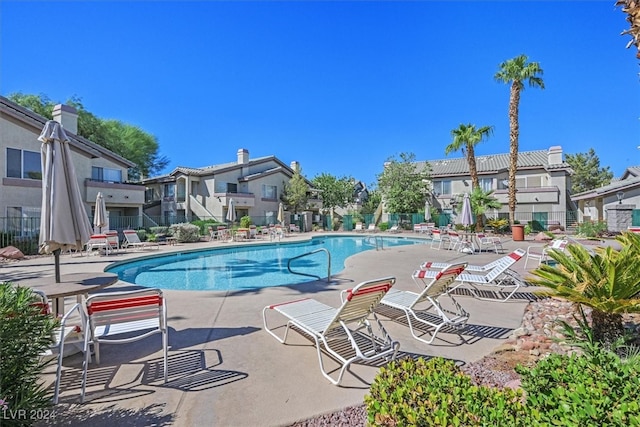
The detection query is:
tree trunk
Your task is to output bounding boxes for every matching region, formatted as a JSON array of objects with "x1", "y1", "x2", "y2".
[
  {"x1": 508, "y1": 82, "x2": 521, "y2": 225},
  {"x1": 591, "y1": 309, "x2": 624, "y2": 349}
]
